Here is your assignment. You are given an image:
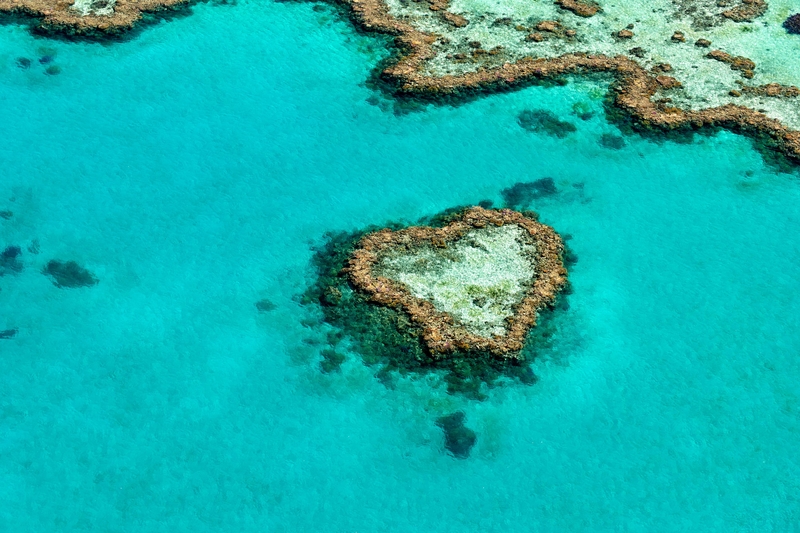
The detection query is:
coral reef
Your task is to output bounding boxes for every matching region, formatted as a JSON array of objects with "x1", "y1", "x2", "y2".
[
  {"x1": 42, "y1": 260, "x2": 98, "y2": 288},
  {"x1": 337, "y1": 0, "x2": 800, "y2": 166},
  {"x1": 345, "y1": 207, "x2": 567, "y2": 358},
  {"x1": 301, "y1": 206, "x2": 570, "y2": 399}
]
